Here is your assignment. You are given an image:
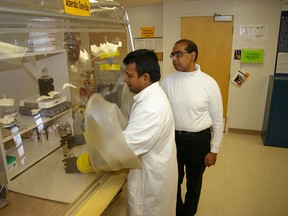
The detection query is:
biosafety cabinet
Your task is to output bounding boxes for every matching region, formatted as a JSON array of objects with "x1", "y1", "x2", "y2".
[{"x1": 0, "y1": 0, "x2": 133, "y2": 214}]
